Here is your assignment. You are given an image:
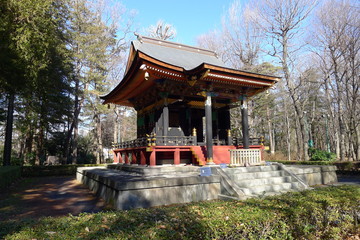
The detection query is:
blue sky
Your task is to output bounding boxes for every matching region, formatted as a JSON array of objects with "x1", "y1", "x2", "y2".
[{"x1": 120, "y1": 0, "x2": 239, "y2": 45}]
